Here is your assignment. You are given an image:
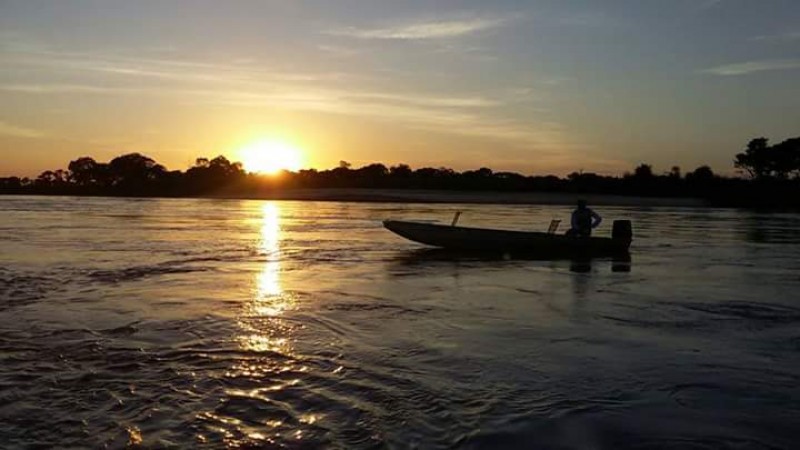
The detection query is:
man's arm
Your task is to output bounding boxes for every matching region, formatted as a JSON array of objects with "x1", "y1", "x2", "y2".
[{"x1": 591, "y1": 210, "x2": 602, "y2": 228}]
